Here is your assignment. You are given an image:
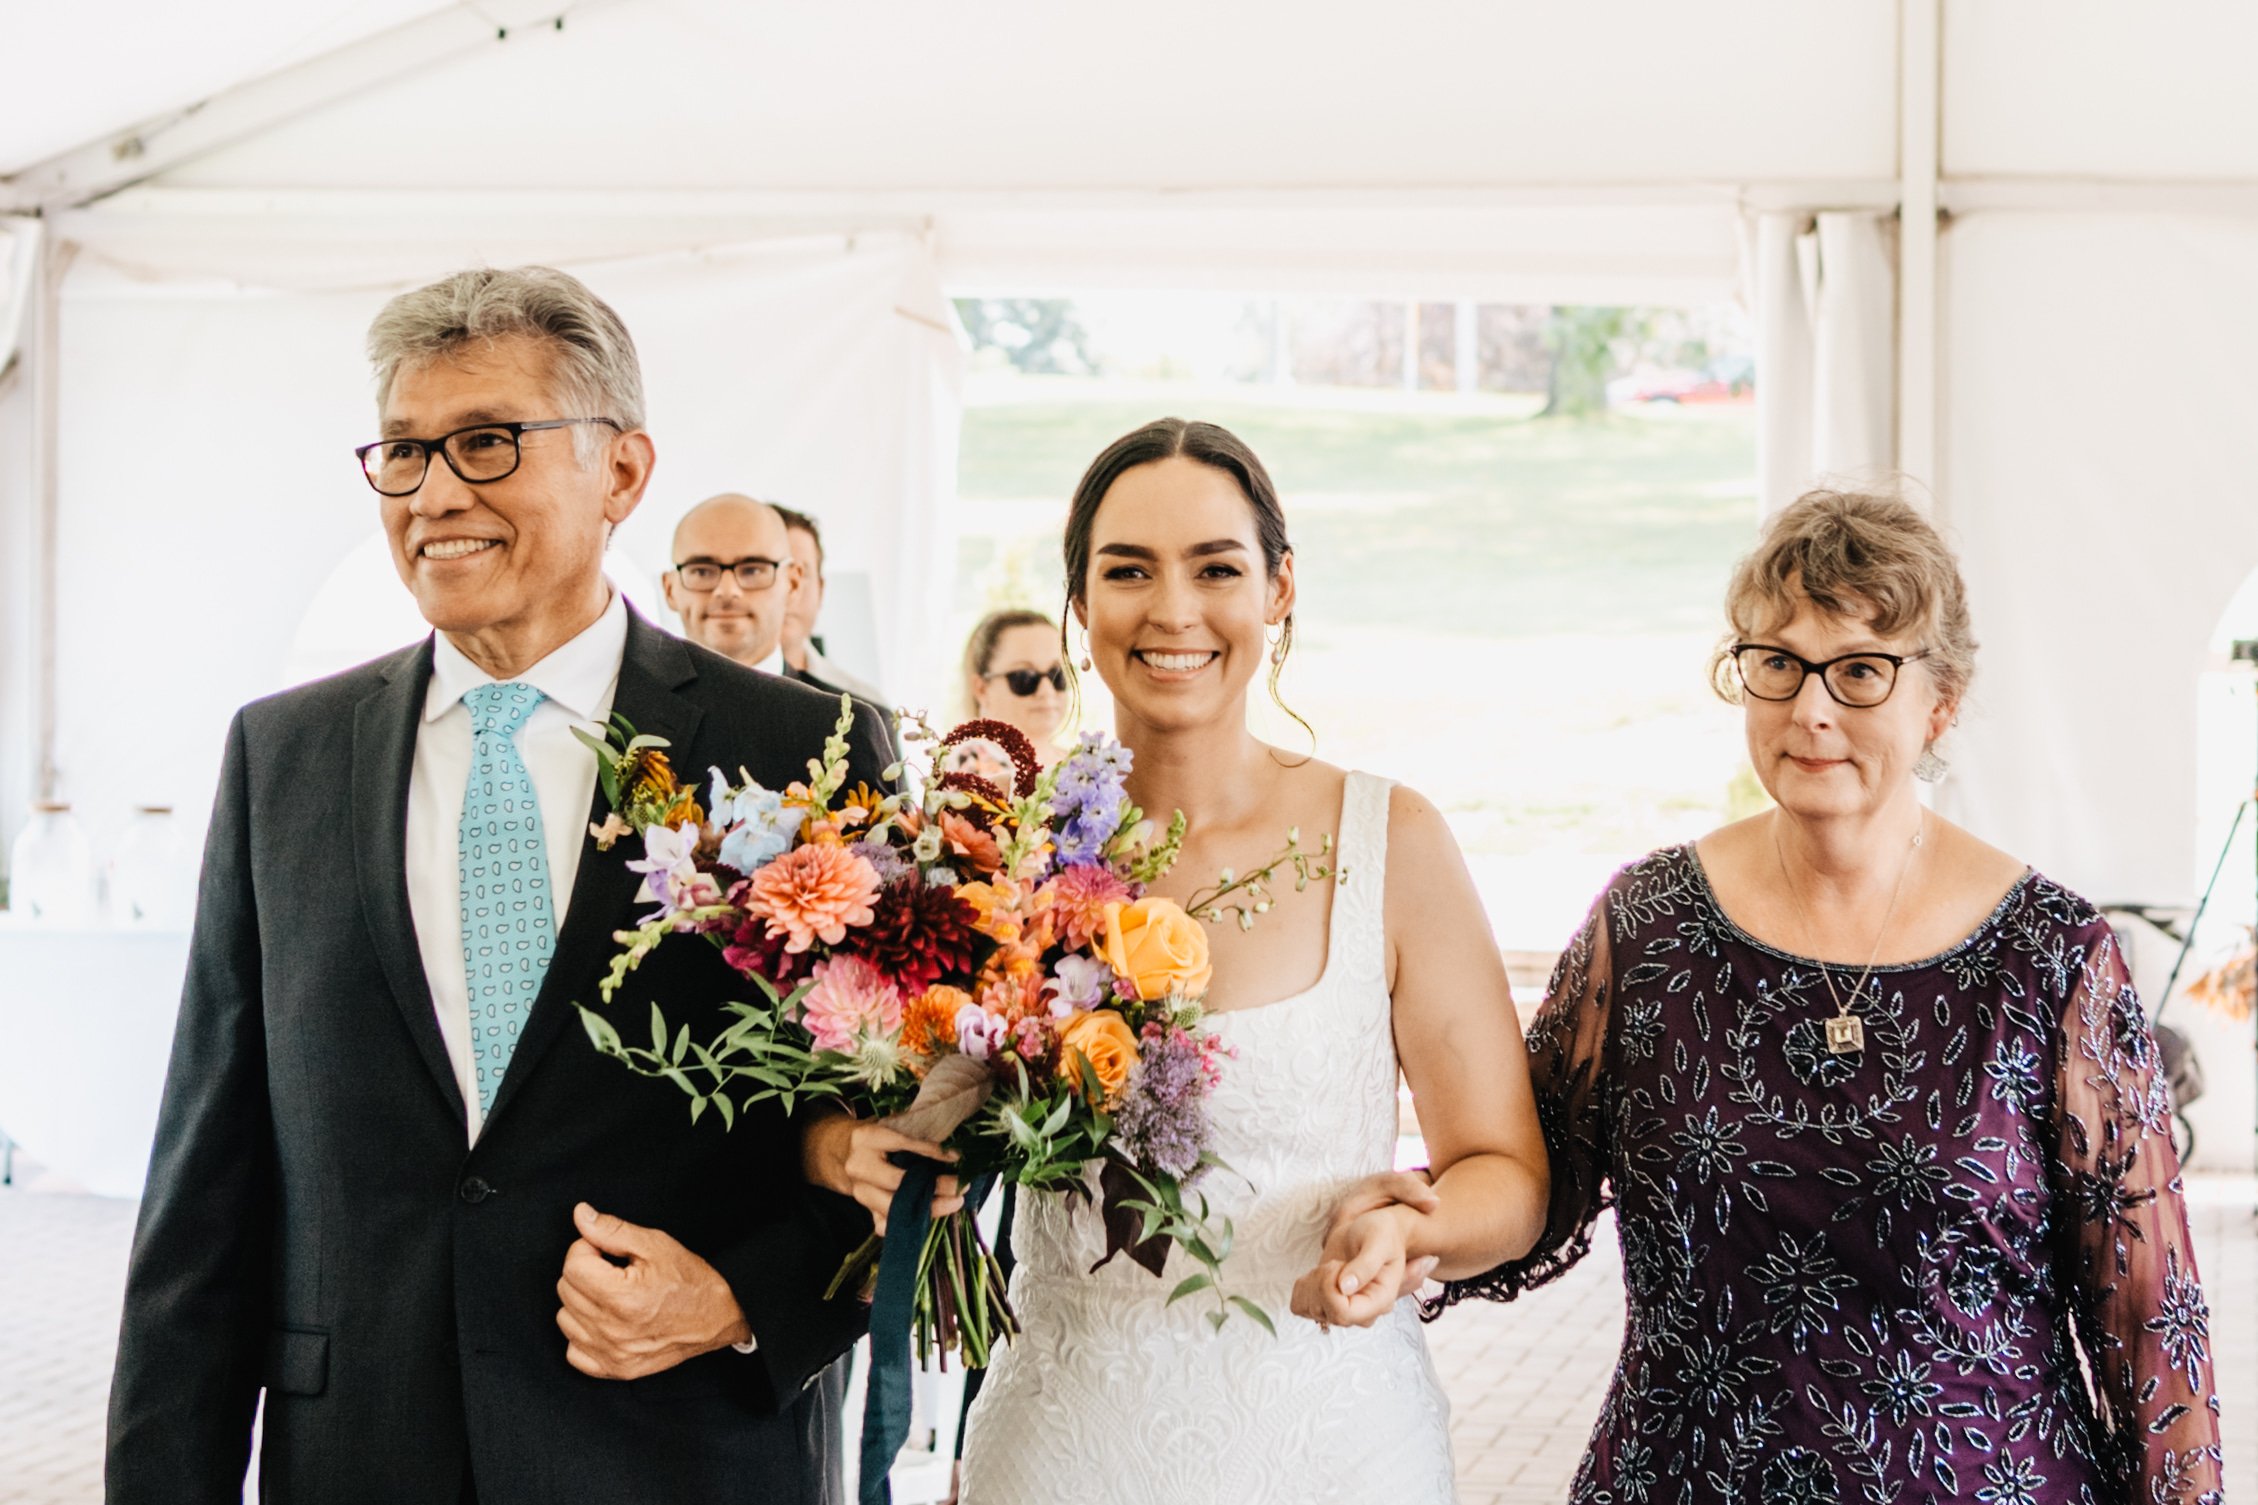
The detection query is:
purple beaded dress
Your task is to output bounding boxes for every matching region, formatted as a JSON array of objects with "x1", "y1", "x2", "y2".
[{"x1": 1432, "y1": 845, "x2": 2223, "y2": 1505}]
